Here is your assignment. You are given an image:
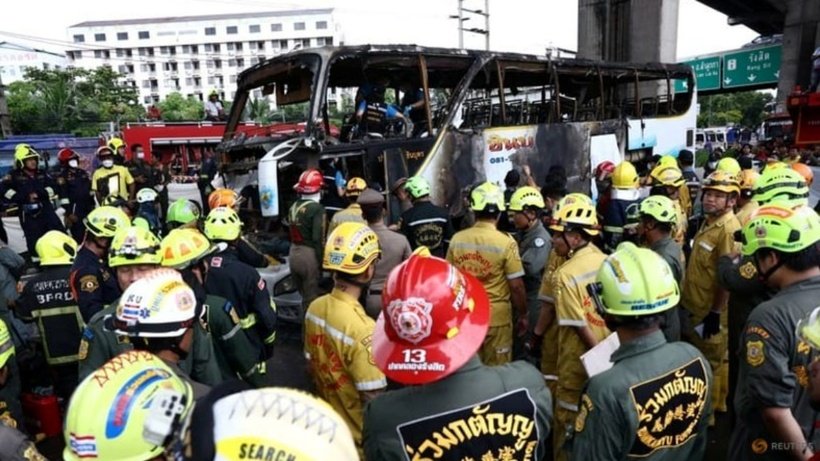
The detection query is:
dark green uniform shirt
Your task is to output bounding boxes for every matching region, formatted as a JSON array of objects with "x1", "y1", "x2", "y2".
[
  {"x1": 650, "y1": 236, "x2": 685, "y2": 342},
  {"x1": 570, "y1": 330, "x2": 712, "y2": 461},
  {"x1": 0, "y1": 422, "x2": 45, "y2": 461},
  {"x1": 729, "y1": 276, "x2": 820, "y2": 460},
  {"x1": 203, "y1": 294, "x2": 266, "y2": 387},
  {"x1": 362, "y1": 357, "x2": 553, "y2": 461},
  {"x1": 517, "y1": 222, "x2": 552, "y2": 323},
  {"x1": 77, "y1": 302, "x2": 222, "y2": 386},
  {"x1": 718, "y1": 255, "x2": 771, "y2": 360},
  {"x1": 288, "y1": 199, "x2": 326, "y2": 265}
]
